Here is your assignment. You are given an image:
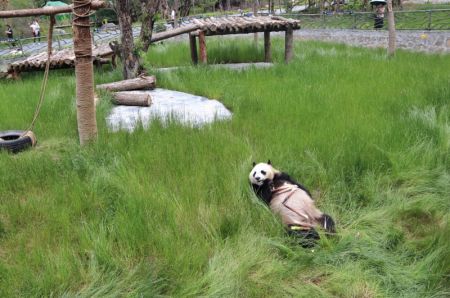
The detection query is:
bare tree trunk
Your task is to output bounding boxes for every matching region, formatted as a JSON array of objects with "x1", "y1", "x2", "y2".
[
  {"x1": 173, "y1": 0, "x2": 179, "y2": 27},
  {"x1": 140, "y1": 0, "x2": 160, "y2": 52},
  {"x1": 180, "y1": 0, "x2": 191, "y2": 17},
  {"x1": 0, "y1": 0, "x2": 8, "y2": 10},
  {"x1": 387, "y1": 0, "x2": 396, "y2": 57},
  {"x1": 159, "y1": 0, "x2": 169, "y2": 18},
  {"x1": 226, "y1": 0, "x2": 231, "y2": 10},
  {"x1": 117, "y1": 0, "x2": 141, "y2": 79}
]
